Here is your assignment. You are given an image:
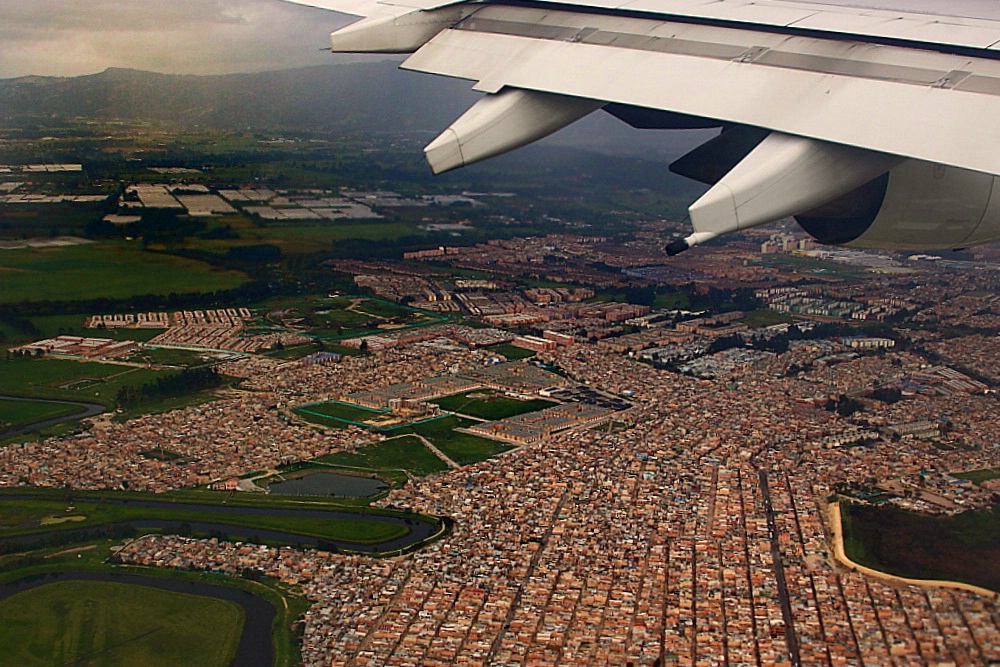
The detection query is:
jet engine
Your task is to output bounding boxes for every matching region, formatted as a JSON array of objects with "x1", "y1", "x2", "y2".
[
  {"x1": 795, "y1": 160, "x2": 1000, "y2": 251},
  {"x1": 667, "y1": 126, "x2": 1000, "y2": 253}
]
